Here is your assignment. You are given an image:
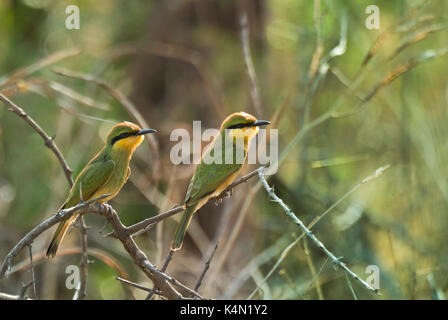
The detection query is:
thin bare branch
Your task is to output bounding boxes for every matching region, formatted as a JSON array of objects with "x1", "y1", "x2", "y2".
[
  {"x1": 18, "y1": 281, "x2": 34, "y2": 300},
  {"x1": 194, "y1": 242, "x2": 218, "y2": 292},
  {"x1": 145, "y1": 249, "x2": 175, "y2": 300},
  {"x1": 119, "y1": 165, "x2": 267, "y2": 238},
  {"x1": 257, "y1": 170, "x2": 380, "y2": 295},
  {"x1": 28, "y1": 245, "x2": 37, "y2": 299},
  {"x1": 0, "y1": 193, "x2": 111, "y2": 278},
  {"x1": 334, "y1": 45, "x2": 448, "y2": 118},
  {"x1": 51, "y1": 67, "x2": 161, "y2": 181},
  {"x1": 248, "y1": 165, "x2": 390, "y2": 298},
  {"x1": 0, "y1": 292, "x2": 31, "y2": 300},
  {"x1": 239, "y1": 12, "x2": 262, "y2": 117},
  {"x1": 0, "y1": 92, "x2": 74, "y2": 186},
  {"x1": 77, "y1": 217, "x2": 89, "y2": 300},
  {"x1": 115, "y1": 276, "x2": 164, "y2": 298},
  {"x1": 0, "y1": 48, "x2": 81, "y2": 87}
]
